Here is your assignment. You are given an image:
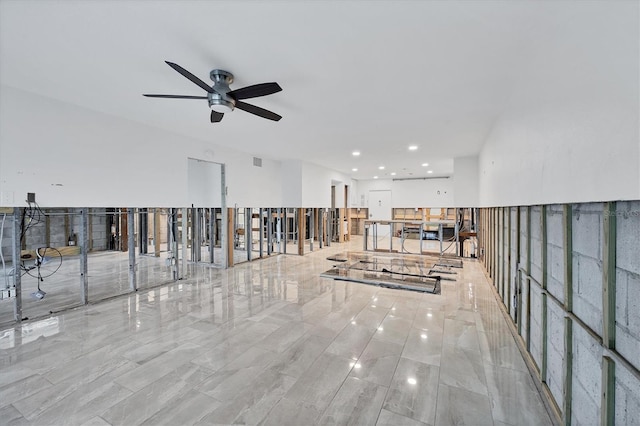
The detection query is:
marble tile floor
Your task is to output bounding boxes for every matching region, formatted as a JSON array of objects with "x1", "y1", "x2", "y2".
[{"x1": 0, "y1": 237, "x2": 552, "y2": 425}]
